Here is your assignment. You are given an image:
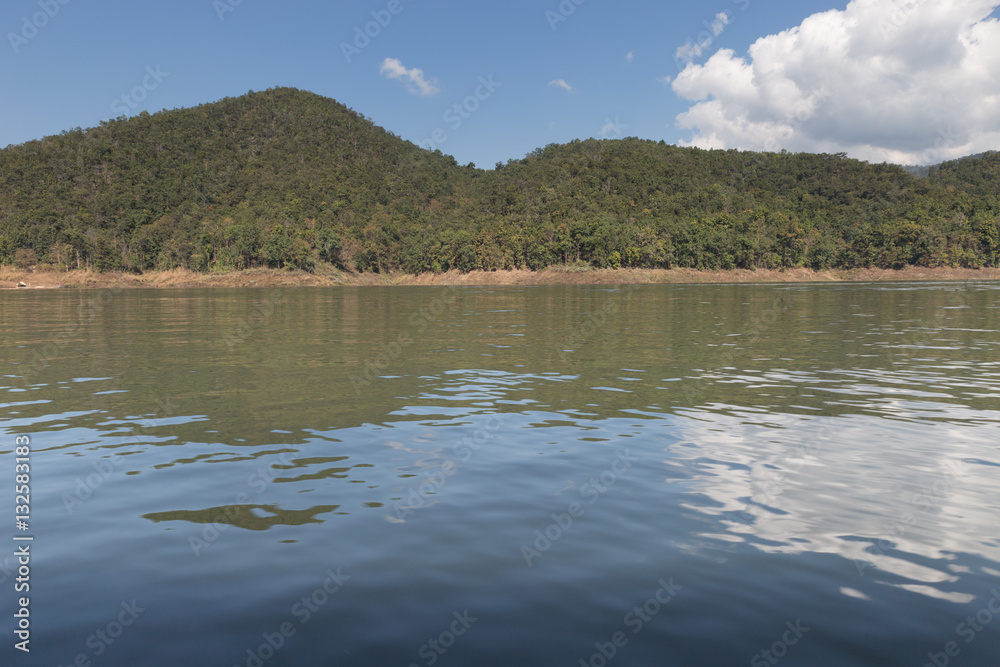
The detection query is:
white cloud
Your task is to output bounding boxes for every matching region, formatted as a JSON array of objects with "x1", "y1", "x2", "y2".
[
  {"x1": 626, "y1": 51, "x2": 635, "y2": 63},
  {"x1": 710, "y1": 11, "x2": 731, "y2": 36},
  {"x1": 671, "y1": 0, "x2": 1000, "y2": 164},
  {"x1": 549, "y1": 78, "x2": 575, "y2": 93},
  {"x1": 379, "y1": 58, "x2": 441, "y2": 97},
  {"x1": 675, "y1": 12, "x2": 732, "y2": 66}
]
